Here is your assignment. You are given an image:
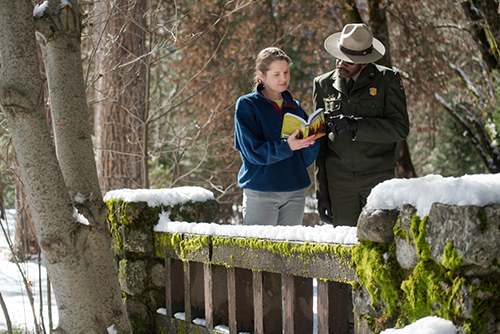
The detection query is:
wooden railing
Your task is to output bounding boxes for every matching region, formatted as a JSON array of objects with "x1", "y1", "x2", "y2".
[{"x1": 154, "y1": 233, "x2": 357, "y2": 334}]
